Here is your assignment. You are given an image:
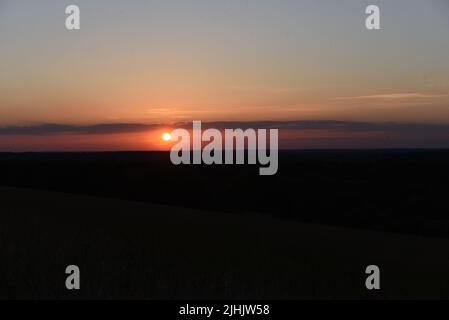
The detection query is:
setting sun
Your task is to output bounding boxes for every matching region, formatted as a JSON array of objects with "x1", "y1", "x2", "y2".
[{"x1": 162, "y1": 132, "x2": 172, "y2": 141}]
